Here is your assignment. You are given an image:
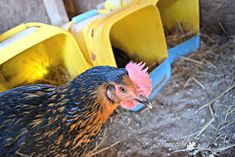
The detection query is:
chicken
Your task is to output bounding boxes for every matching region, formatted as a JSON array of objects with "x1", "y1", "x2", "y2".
[{"x1": 0, "y1": 62, "x2": 152, "y2": 156}]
